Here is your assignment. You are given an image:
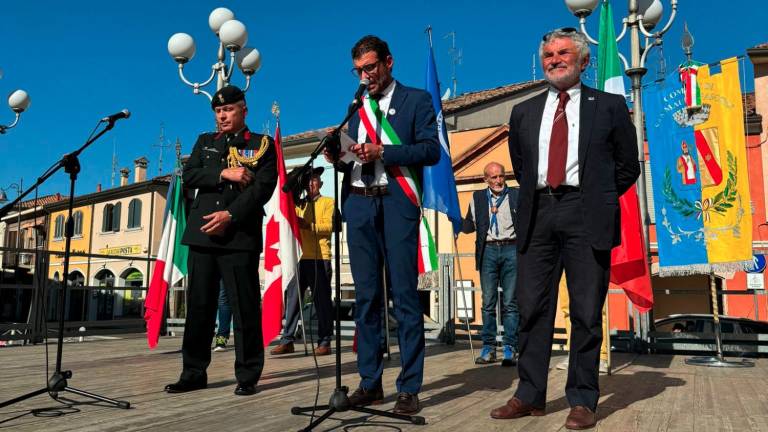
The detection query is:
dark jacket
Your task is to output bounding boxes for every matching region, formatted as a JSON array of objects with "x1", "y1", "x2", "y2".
[
  {"x1": 508, "y1": 85, "x2": 640, "y2": 251},
  {"x1": 461, "y1": 187, "x2": 519, "y2": 270},
  {"x1": 182, "y1": 128, "x2": 277, "y2": 252},
  {"x1": 339, "y1": 81, "x2": 441, "y2": 220}
]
